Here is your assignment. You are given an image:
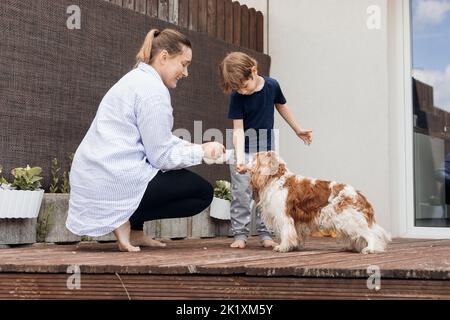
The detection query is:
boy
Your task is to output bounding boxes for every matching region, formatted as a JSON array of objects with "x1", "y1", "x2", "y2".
[{"x1": 219, "y1": 52, "x2": 313, "y2": 249}]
